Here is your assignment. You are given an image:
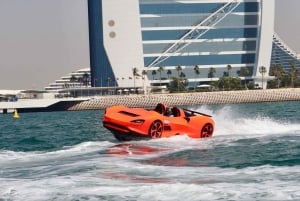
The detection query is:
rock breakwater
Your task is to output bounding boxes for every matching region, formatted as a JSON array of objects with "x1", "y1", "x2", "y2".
[{"x1": 68, "y1": 88, "x2": 300, "y2": 110}]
